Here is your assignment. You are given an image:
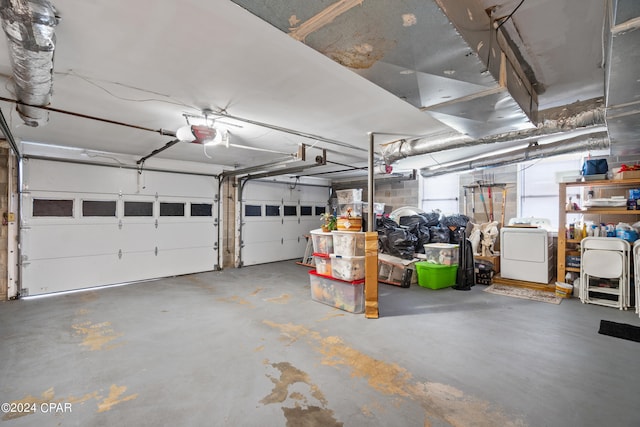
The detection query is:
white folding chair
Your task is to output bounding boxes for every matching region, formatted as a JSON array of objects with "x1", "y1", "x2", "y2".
[
  {"x1": 634, "y1": 240, "x2": 640, "y2": 316},
  {"x1": 580, "y1": 237, "x2": 630, "y2": 310}
]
